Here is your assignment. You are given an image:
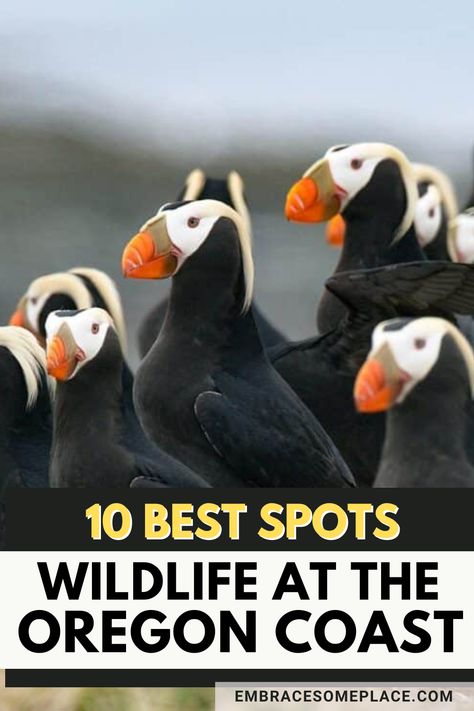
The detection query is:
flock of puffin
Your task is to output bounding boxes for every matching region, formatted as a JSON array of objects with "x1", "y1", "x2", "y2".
[{"x1": 2, "y1": 141, "x2": 474, "y2": 524}]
